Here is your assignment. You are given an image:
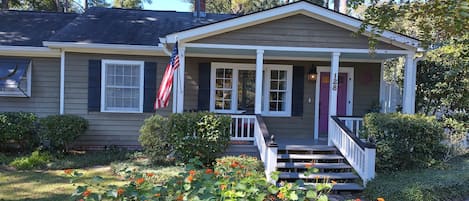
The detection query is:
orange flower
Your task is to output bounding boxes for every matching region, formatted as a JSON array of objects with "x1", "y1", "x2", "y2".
[
  {"x1": 304, "y1": 163, "x2": 312, "y2": 169},
  {"x1": 117, "y1": 188, "x2": 124, "y2": 196},
  {"x1": 186, "y1": 175, "x2": 194, "y2": 183},
  {"x1": 205, "y1": 168, "x2": 213, "y2": 174},
  {"x1": 146, "y1": 173, "x2": 155, "y2": 177},
  {"x1": 82, "y1": 189, "x2": 91, "y2": 197},
  {"x1": 277, "y1": 192, "x2": 285, "y2": 199},
  {"x1": 331, "y1": 180, "x2": 337, "y2": 185},
  {"x1": 176, "y1": 194, "x2": 184, "y2": 201},
  {"x1": 230, "y1": 161, "x2": 239, "y2": 168},
  {"x1": 154, "y1": 193, "x2": 161, "y2": 197},
  {"x1": 136, "y1": 178, "x2": 145, "y2": 185},
  {"x1": 214, "y1": 171, "x2": 220, "y2": 176},
  {"x1": 189, "y1": 170, "x2": 196, "y2": 176},
  {"x1": 64, "y1": 169, "x2": 73, "y2": 175},
  {"x1": 79, "y1": 199, "x2": 84, "y2": 201},
  {"x1": 377, "y1": 198, "x2": 385, "y2": 201},
  {"x1": 220, "y1": 184, "x2": 227, "y2": 190},
  {"x1": 355, "y1": 199, "x2": 361, "y2": 201}
]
